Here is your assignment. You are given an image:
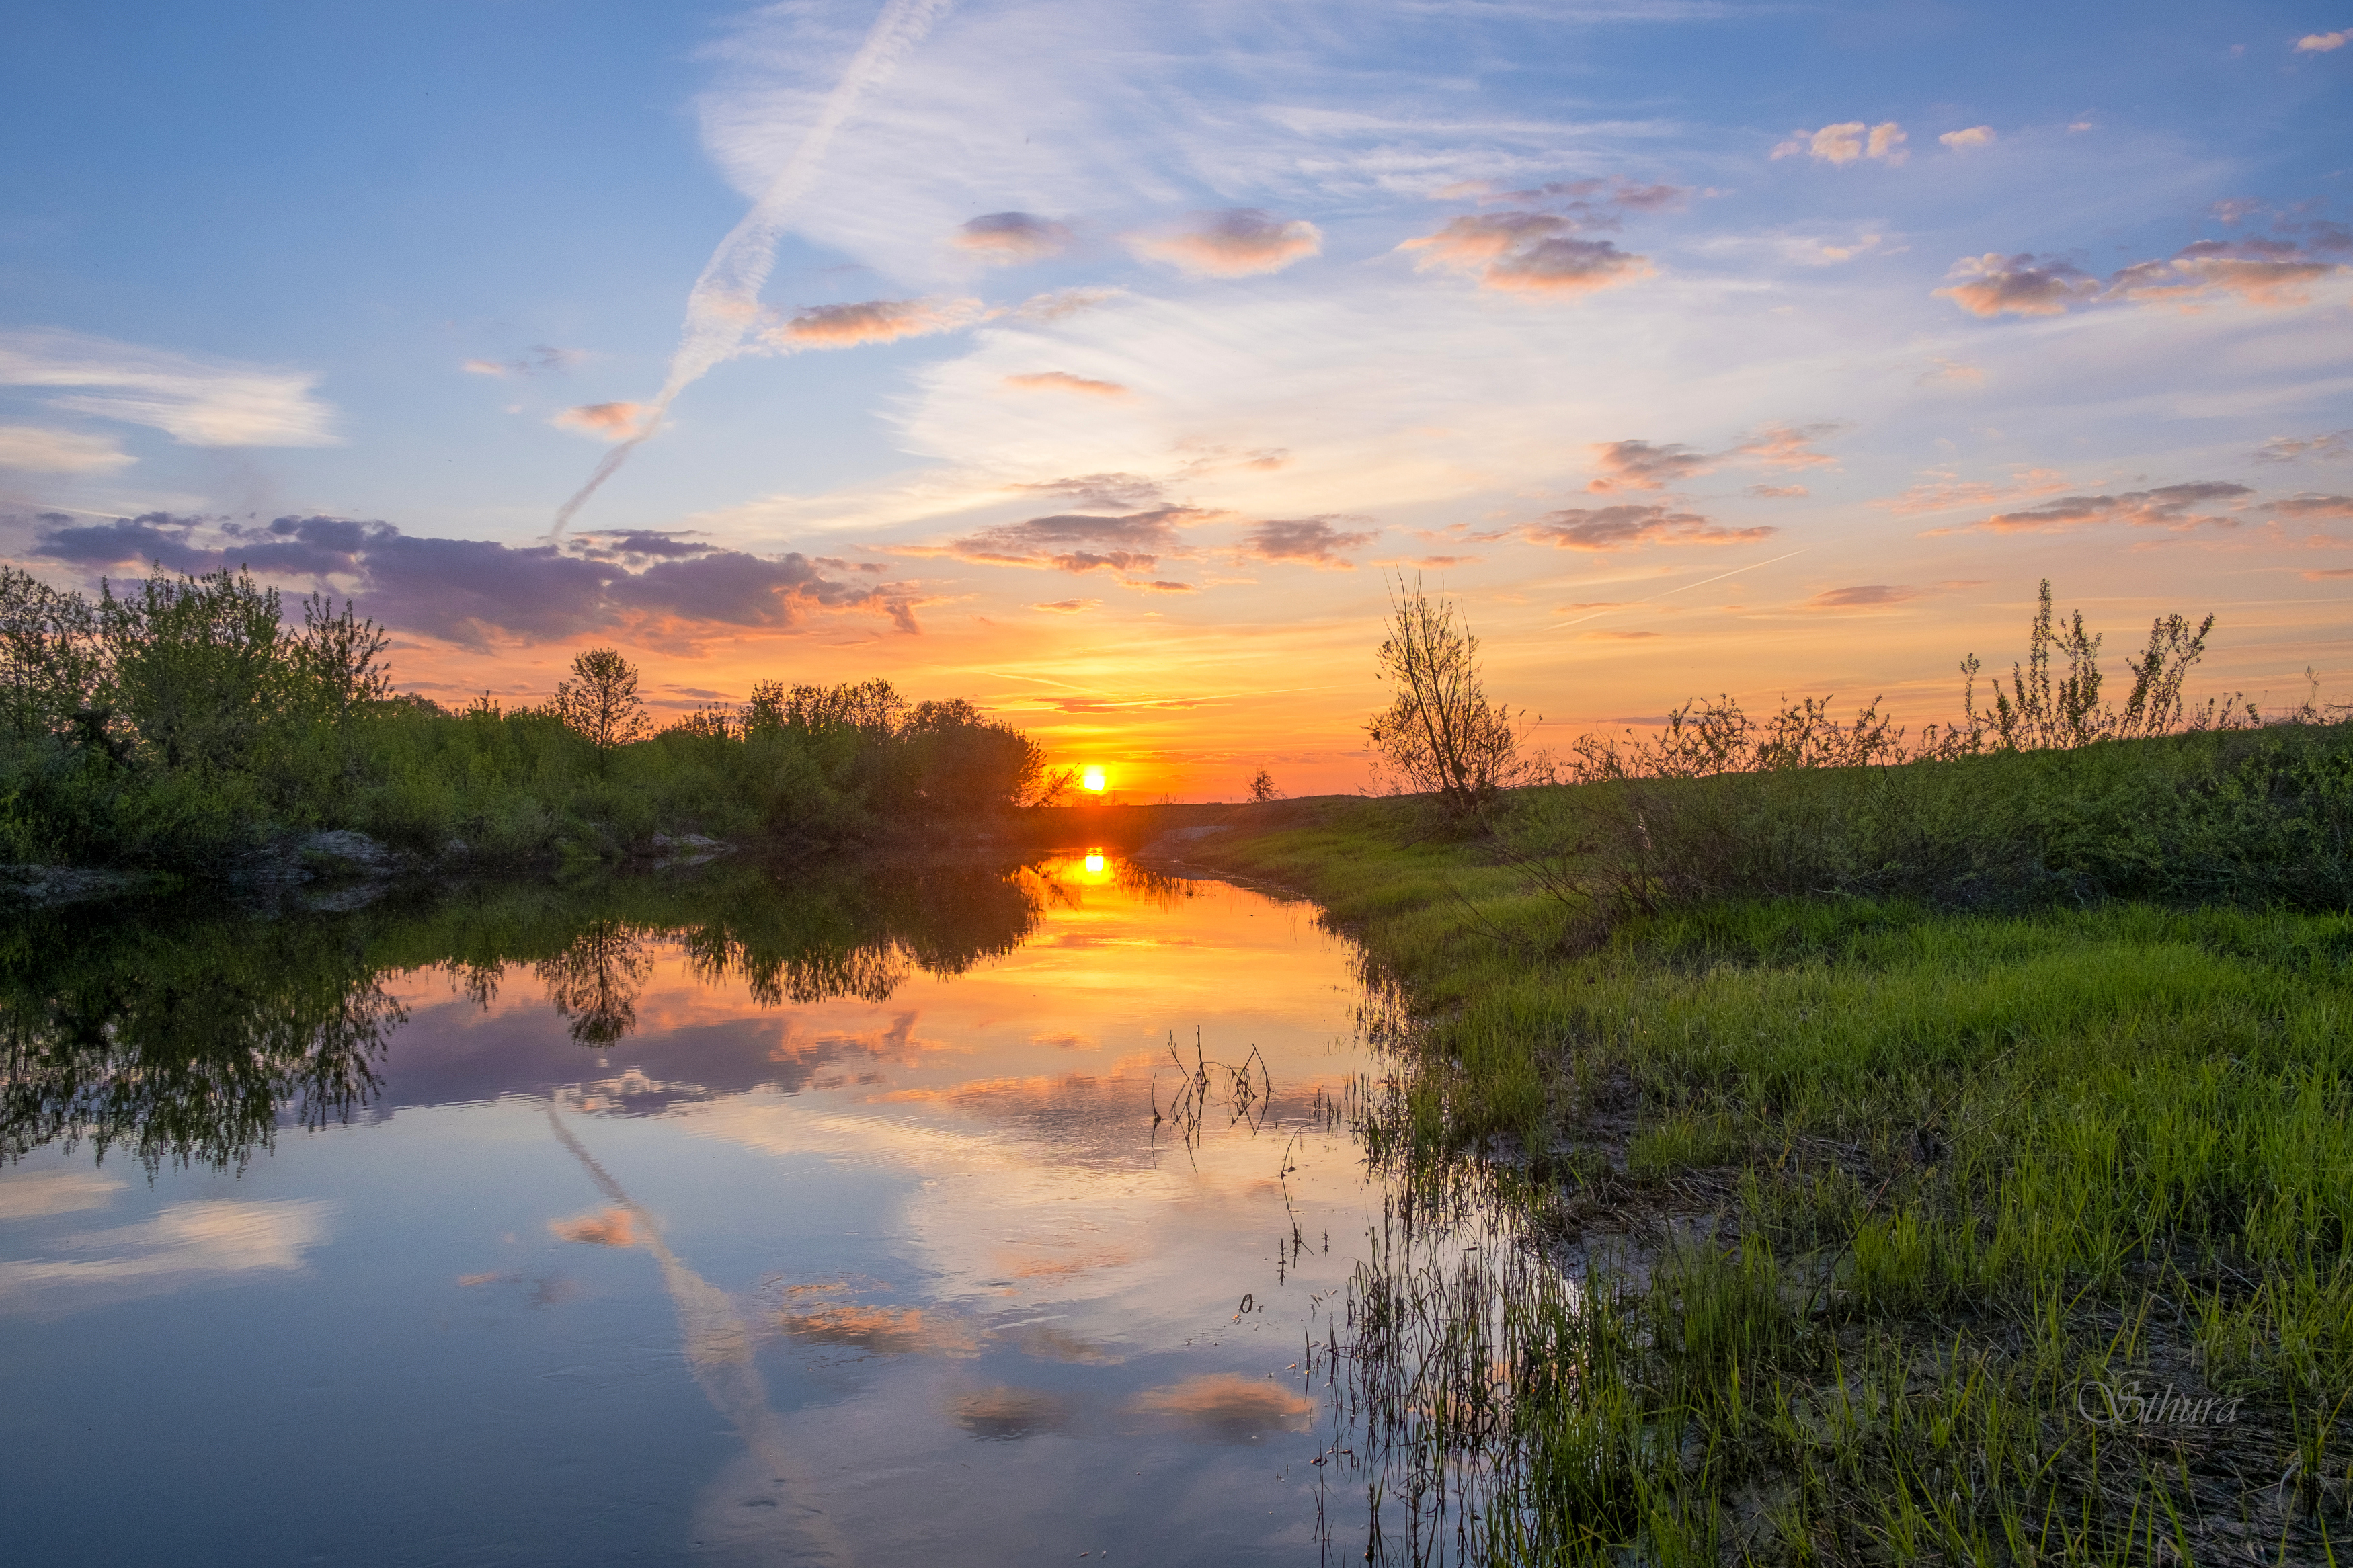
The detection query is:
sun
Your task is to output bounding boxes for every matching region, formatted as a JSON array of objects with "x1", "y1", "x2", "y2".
[{"x1": 1082, "y1": 767, "x2": 1106, "y2": 792}]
